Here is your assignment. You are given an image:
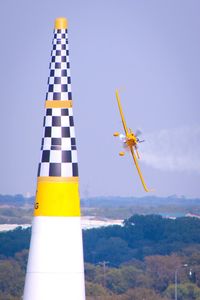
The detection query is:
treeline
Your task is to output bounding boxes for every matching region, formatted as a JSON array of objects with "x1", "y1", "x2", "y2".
[
  {"x1": 84, "y1": 215, "x2": 200, "y2": 264},
  {"x1": 1, "y1": 193, "x2": 200, "y2": 210},
  {"x1": 0, "y1": 215, "x2": 200, "y2": 299},
  {"x1": 0, "y1": 195, "x2": 33, "y2": 206},
  {"x1": 81, "y1": 195, "x2": 200, "y2": 208},
  {"x1": 0, "y1": 227, "x2": 31, "y2": 258},
  {"x1": 1, "y1": 194, "x2": 200, "y2": 221},
  {"x1": 0, "y1": 251, "x2": 200, "y2": 299},
  {"x1": 0, "y1": 208, "x2": 32, "y2": 225},
  {"x1": 1, "y1": 215, "x2": 200, "y2": 263},
  {"x1": 85, "y1": 252, "x2": 200, "y2": 300}
]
